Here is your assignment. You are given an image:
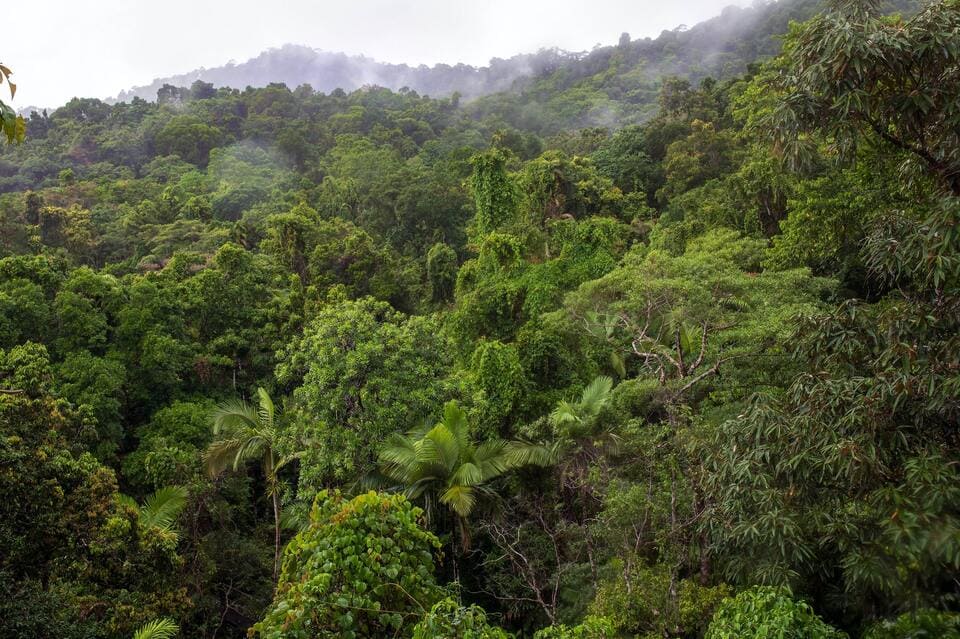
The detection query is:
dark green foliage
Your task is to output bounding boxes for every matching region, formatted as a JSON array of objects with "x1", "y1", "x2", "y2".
[
  {"x1": 276, "y1": 296, "x2": 453, "y2": 488},
  {"x1": 427, "y1": 242, "x2": 458, "y2": 303},
  {"x1": 533, "y1": 617, "x2": 615, "y2": 639},
  {"x1": 590, "y1": 564, "x2": 730, "y2": 639},
  {"x1": 704, "y1": 3, "x2": 960, "y2": 624},
  {"x1": 0, "y1": 390, "x2": 190, "y2": 638},
  {"x1": 765, "y1": 0, "x2": 960, "y2": 195},
  {"x1": 864, "y1": 609, "x2": 960, "y2": 639},
  {"x1": 471, "y1": 149, "x2": 519, "y2": 235}
]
